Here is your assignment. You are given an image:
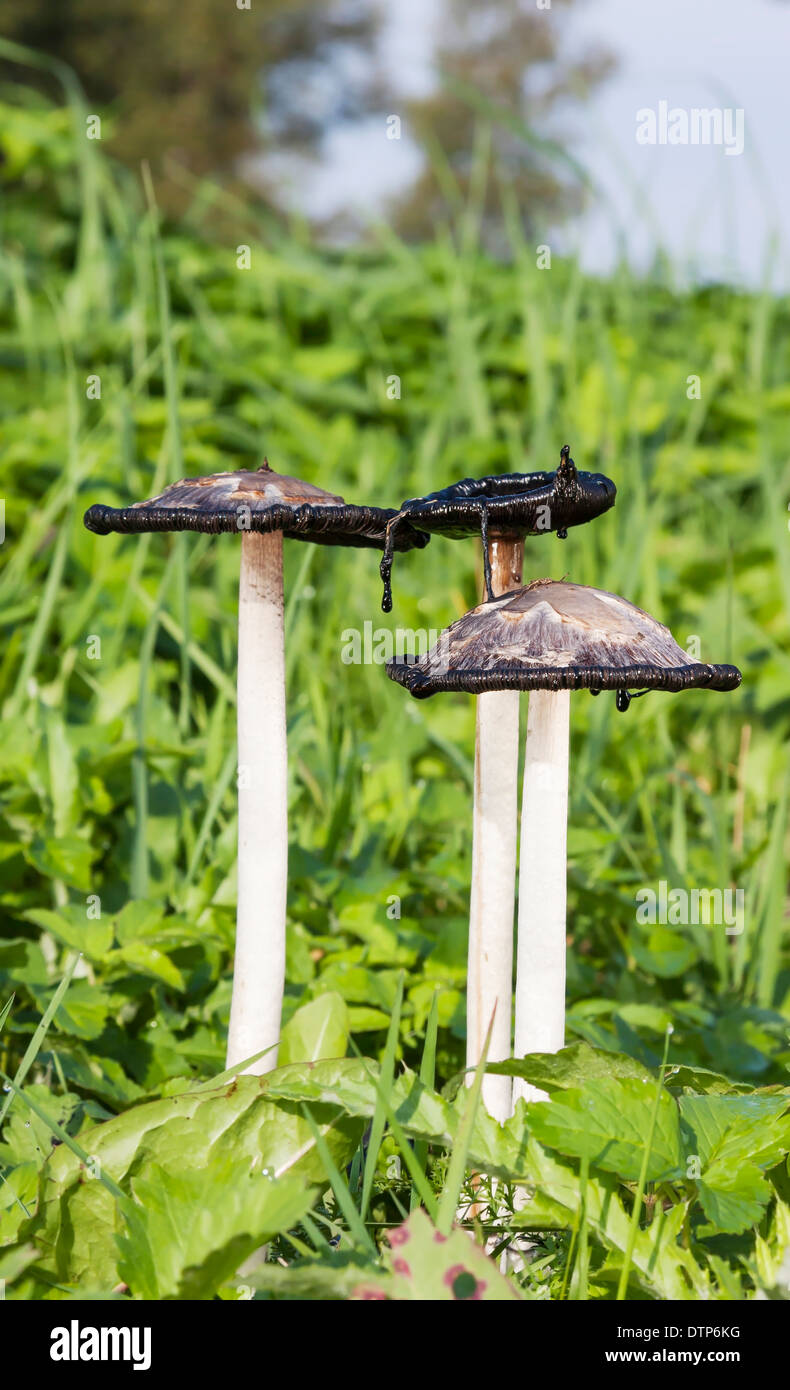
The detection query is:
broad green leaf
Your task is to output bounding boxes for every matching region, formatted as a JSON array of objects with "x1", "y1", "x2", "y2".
[
  {"x1": 486, "y1": 1042, "x2": 653, "y2": 1094},
  {"x1": 50, "y1": 1046, "x2": 146, "y2": 1105},
  {"x1": 512, "y1": 1141, "x2": 708, "y2": 1300},
  {"x1": 247, "y1": 1251, "x2": 377, "y2": 1300},
  {"x1": 112, "y1": 900, "x2": 168, "y2": 945},
  {"x1": 24, "y1": 906, "x2": 114, "y2": 961},
  {"x1": 278, "y1": 992, "x2": 349, "y2": 1066},
  {"x1": 15, "y1": 1076, "x2": 363, "y2": 1288},
  {"x1": 26, "y1": 836, "x2": 95, "y2": 892},
  {"x1": 253, "y1": 1059, "x2": 708, "y2": 1298},
  {"x1": 106, "y1": 941, "x2": 185, "y2": 990},
  {"x1": 630, "y1": 928, "x2": 699, "y2": 978},
  {"x1": 0, "y1": 1084, "x2": 79, "y2": 1167},
  {"x1": 44, "y1": 711, "x2": 79, "y2": 837},
  {"x1": 665, "y1": 1065, "x2": 753, "y2": 1096},
  {"x1": 47, "y1": 980, "x2": 110, "y2": 1040},
  {"x1": 525, "y1": 1078, "x2": 684, "y2": 1182},
  {"x1": 0, "y1": 1242, "x2": 38, "y2": 1288},
  {"x1": 680, "y1": 1094, "x2": 790, "y2": 1233},
  {"x1": 0, "y1": 938, "x2": 49, "y2": 986},
  {"x1": 679, "y1": 1094, "x2": 790, "y2": 1170},
  {"x1": 0, "y1": 1163, "x2": 39, "y2": 1244},
  {"x1": 117, "y1": 1161, "x2": 316, "y2": 1299},
  {"x1": 347, "y1": 1006, "x2": 392, "y2": 1031},
  {"x1": 697, "y1": 1165, "x2": 770, "y2": 1234}
]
